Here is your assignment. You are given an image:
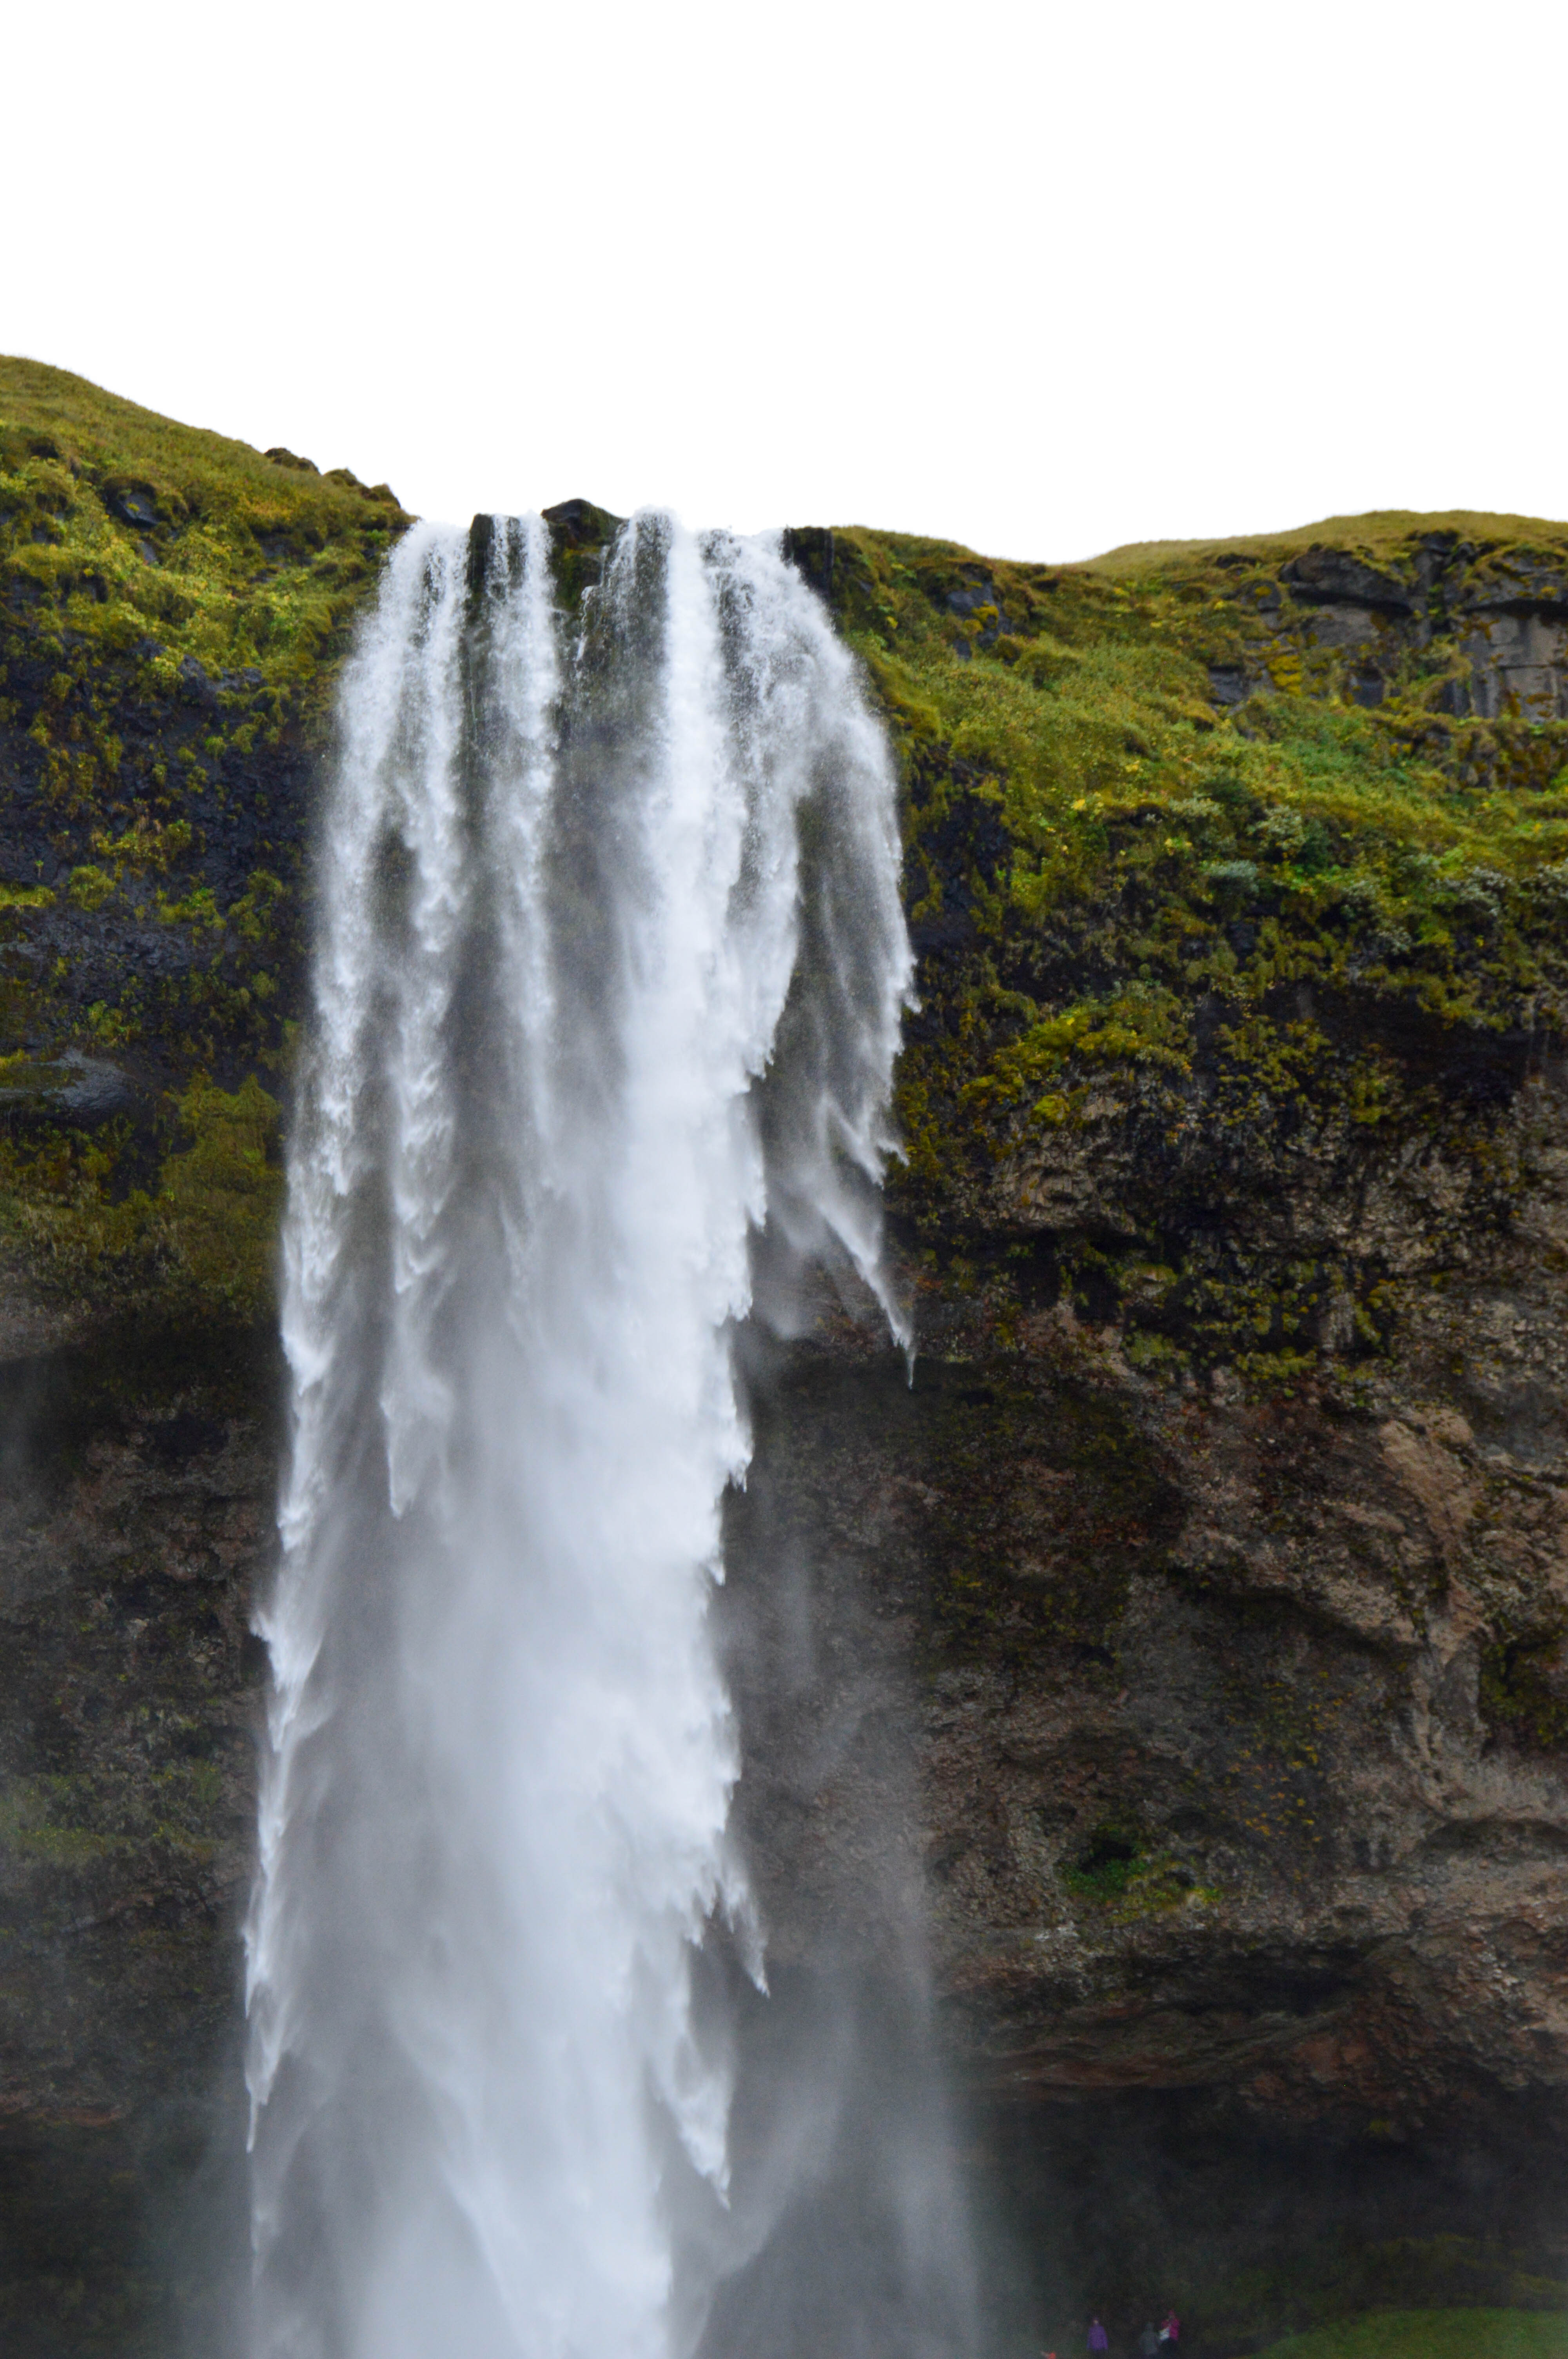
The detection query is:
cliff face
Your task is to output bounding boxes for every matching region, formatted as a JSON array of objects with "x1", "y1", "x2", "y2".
[
  {"x1": 2, "y1": 363, "x2": 1567, "y2": 2350},
  {"x1": 742, "y1": 514, "x2": 1568, "y2": 2341}
]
